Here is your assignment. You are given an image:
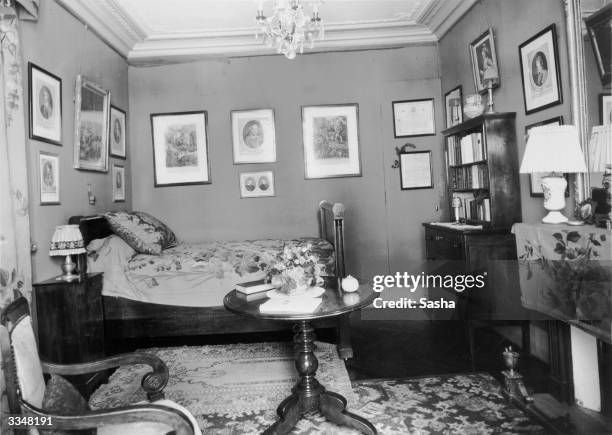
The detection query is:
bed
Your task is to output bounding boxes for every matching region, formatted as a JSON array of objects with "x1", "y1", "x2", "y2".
[{"x1": 69, "y1": 201, "x2": 353, "y2": 359}]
